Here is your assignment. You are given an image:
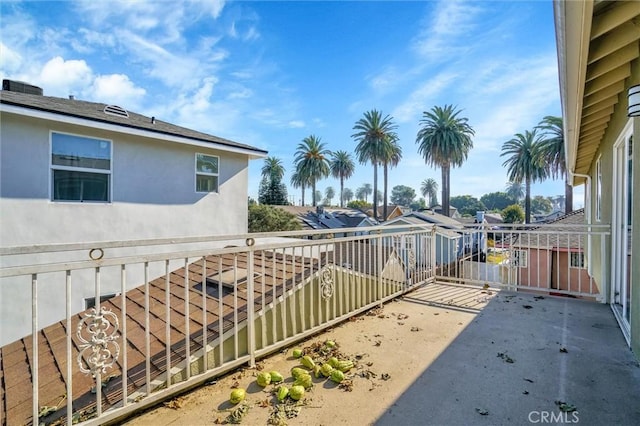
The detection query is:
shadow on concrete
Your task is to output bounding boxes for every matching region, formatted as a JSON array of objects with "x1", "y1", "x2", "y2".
[{"x1": 375, "y1": 287, "x2": 640, "y2": 425}]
